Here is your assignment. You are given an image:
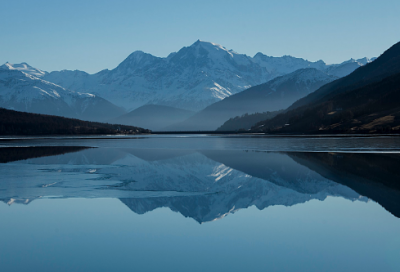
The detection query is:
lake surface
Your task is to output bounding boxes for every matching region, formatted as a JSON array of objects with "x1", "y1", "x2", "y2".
[{"x1": 1, "y1": 135, "x2": 400, "y2": 272}]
